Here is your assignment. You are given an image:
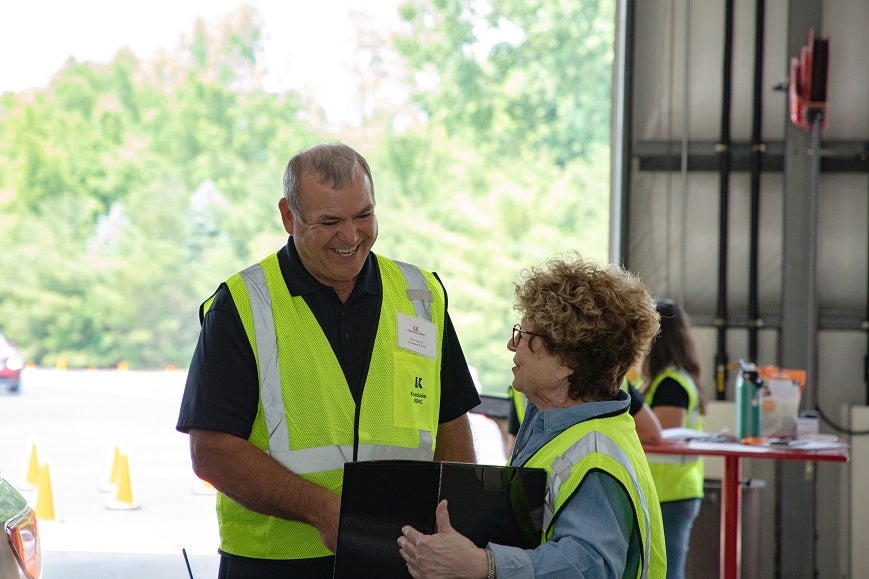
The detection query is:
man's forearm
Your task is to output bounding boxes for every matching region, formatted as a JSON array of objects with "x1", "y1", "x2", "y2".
[
  {"x1": 189, "y1": 428, "x2": 341, "y2": 548},
  {"x1": 434, "y1": 414, "x2": 477, "y2": 462}
]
